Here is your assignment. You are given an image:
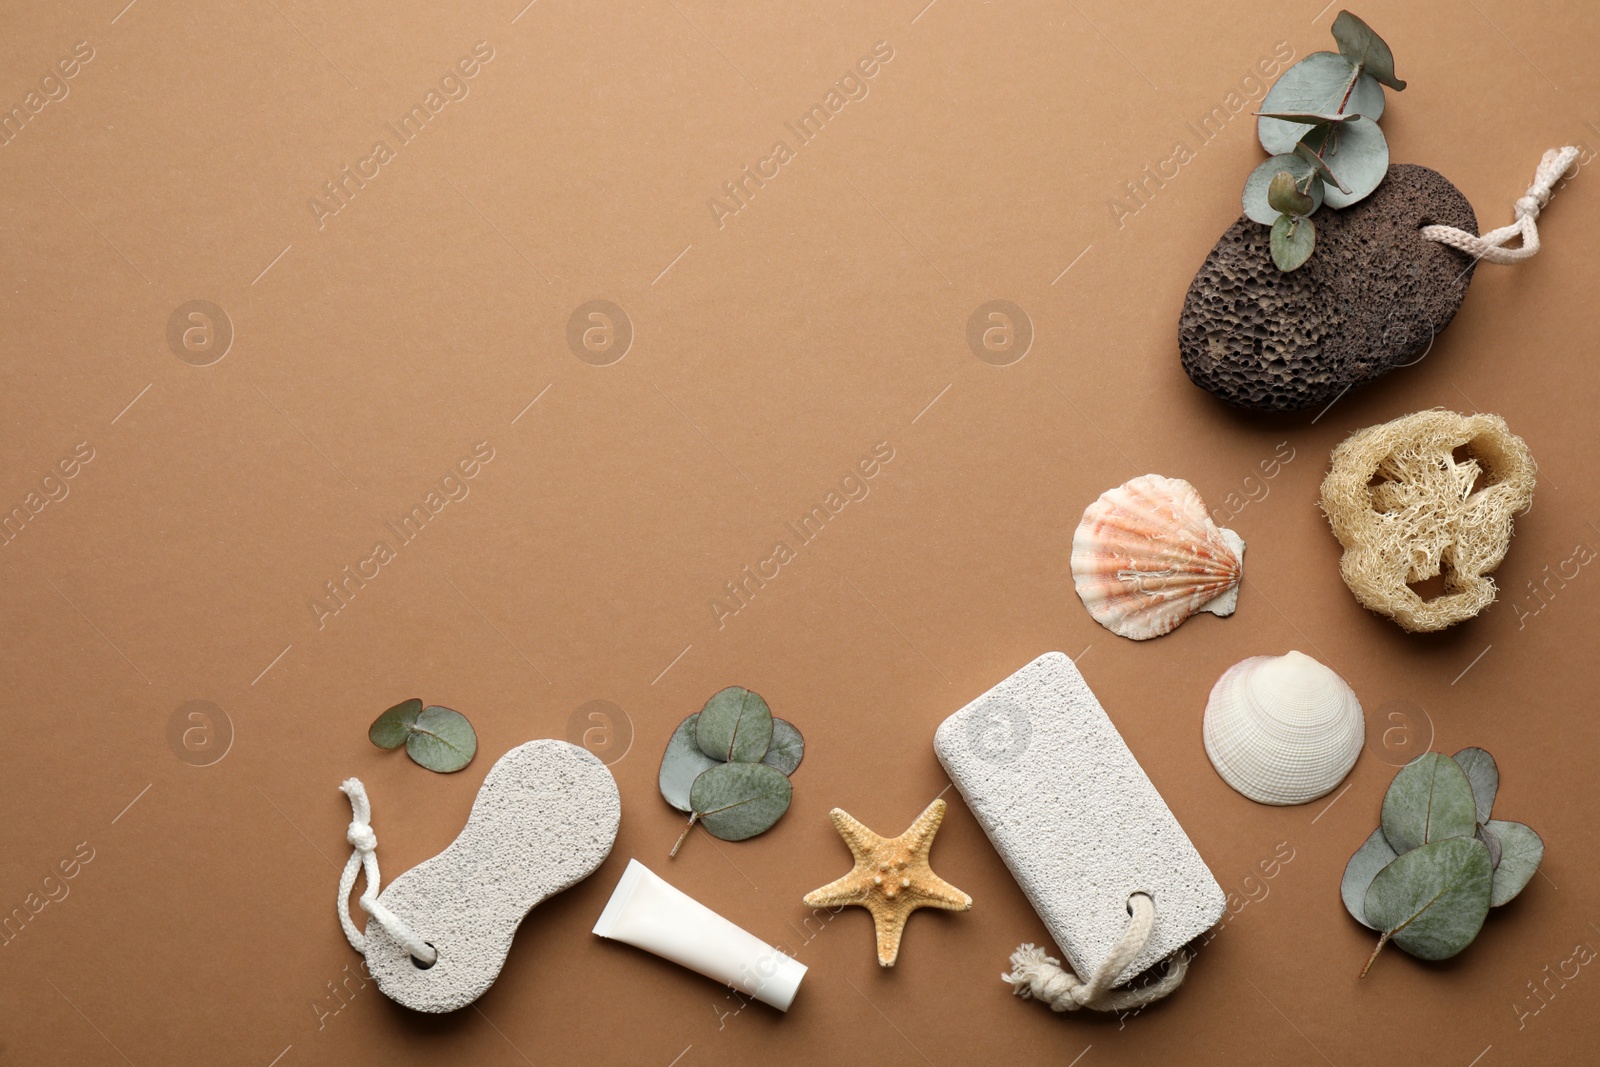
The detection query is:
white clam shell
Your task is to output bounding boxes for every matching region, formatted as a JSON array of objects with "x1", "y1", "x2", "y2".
[
  {"x1": 1071, "y1": 474, "x2": 1244, "y2": 641},
  {"x1": 1203, "y1": 651, "x2": 1364, "y2": 805}
]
